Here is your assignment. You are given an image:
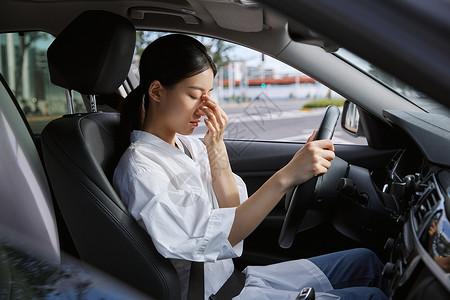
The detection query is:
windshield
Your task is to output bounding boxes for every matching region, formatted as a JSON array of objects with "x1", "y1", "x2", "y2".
[{"x1": 335, "y1": 49, "x2": 450, "y2": 117}]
